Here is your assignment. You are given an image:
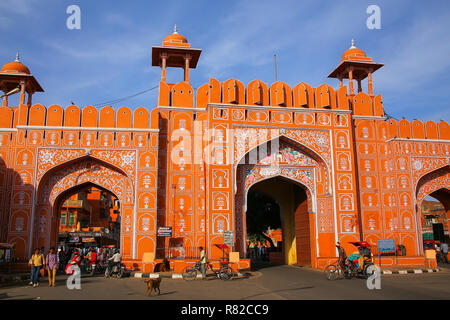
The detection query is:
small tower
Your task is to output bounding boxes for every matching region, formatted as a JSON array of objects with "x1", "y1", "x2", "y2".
[
  {"x1": 152, "y1": 25, "x2": 202, "y2": 83},
  {"x1": 328, "y1": 40, "x2": 383, "y2": 97},
  {"x1": 0, "y1": 53, "x2": 44, "y2": 107}
]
